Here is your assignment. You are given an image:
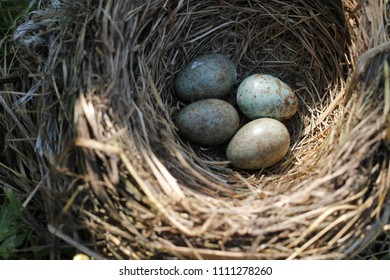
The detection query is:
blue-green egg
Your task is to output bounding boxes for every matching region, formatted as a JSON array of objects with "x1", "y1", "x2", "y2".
[
  {"x1": 175, "y1": 53, "x2": 237, "y2": 102},
  {"x1": 237, "y1": 74, "x2": 298, "y2": 121},
  {"x1": 226, "y1": 118, "x2": 290, "y2": 169},
  {"x1": 175, "y1": 99, "x2": 240, "y2": 146}
]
